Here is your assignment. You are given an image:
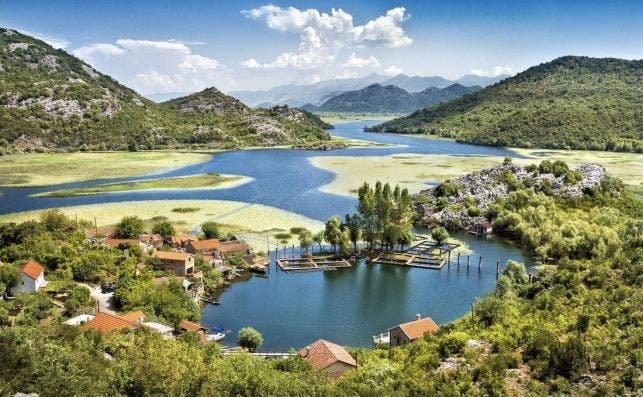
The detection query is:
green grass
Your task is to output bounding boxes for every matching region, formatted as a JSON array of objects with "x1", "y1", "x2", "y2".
[
  {"x1": 0, "y1": 151, "x2": 212, "y2": 187},
  {"x1": 34, "y1": 173, "x2": 248, "y2": 197}
]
